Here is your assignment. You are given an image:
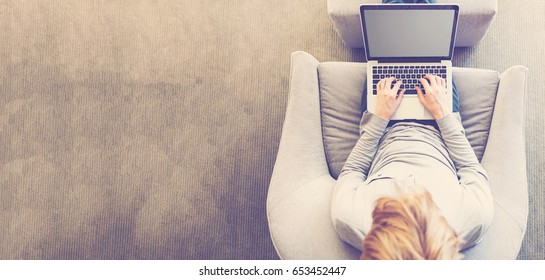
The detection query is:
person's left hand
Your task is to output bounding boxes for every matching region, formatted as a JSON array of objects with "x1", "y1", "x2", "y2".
[
  {"x1": 415, "y1": 74, "x2": 449, "y2": 120},
  {"x1": 374, "y1": 77, "x2": 406, "y2": 120}
]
